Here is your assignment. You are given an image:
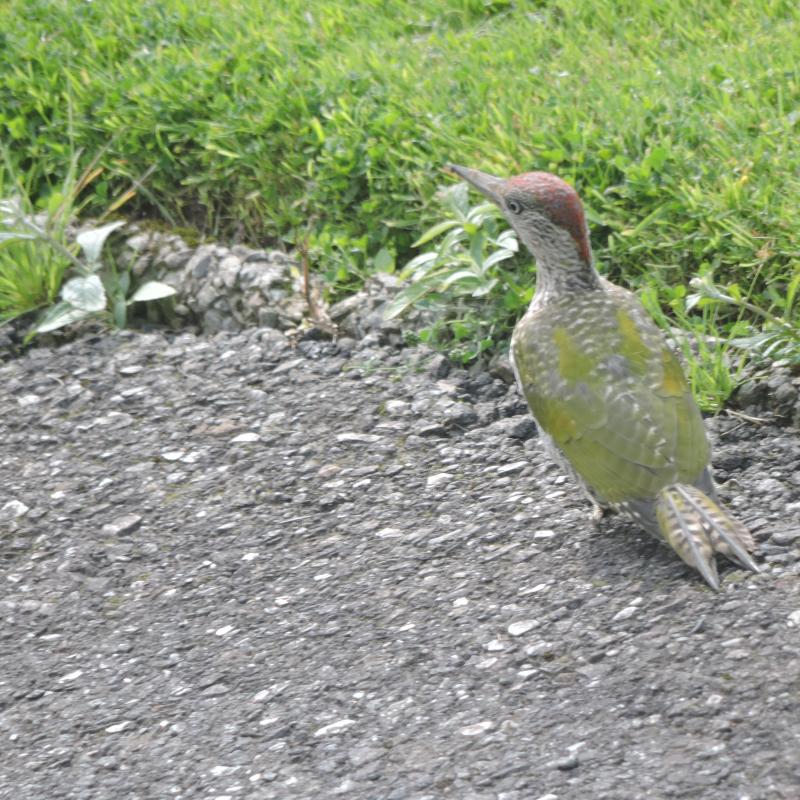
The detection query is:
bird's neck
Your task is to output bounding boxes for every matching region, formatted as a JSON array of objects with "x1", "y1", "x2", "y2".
[
  {"x1": 529, "y1": 247, "x2": 603, "y2": 305},
  {"x1": 516, "y1": 218, "x2": 602, "y2": 304}
]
